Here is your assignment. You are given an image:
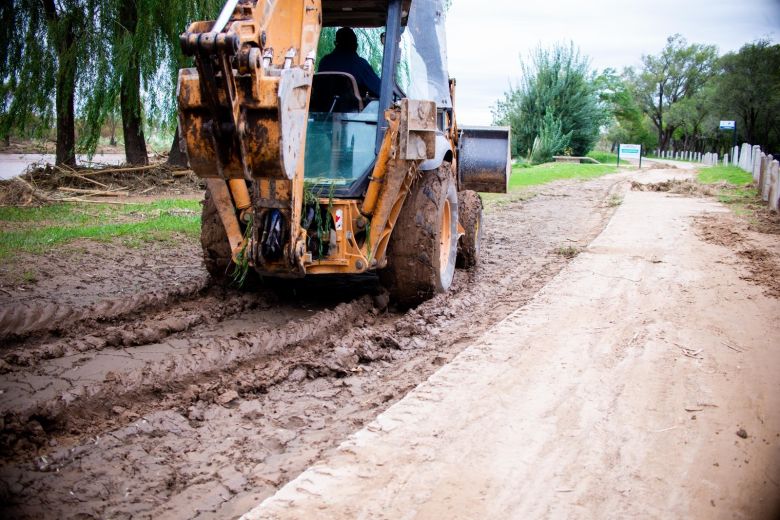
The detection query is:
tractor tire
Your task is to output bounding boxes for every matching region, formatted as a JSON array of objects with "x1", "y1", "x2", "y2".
[
  {"x1": 456, "y1": 190, "x2": 483, "y2": 269},
  {"x1": 201, "y1": 188, "x2": 234, "y2": 285},
  {"x1": 380, "y1": 164, "x2": 459, "y2": 306}
]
